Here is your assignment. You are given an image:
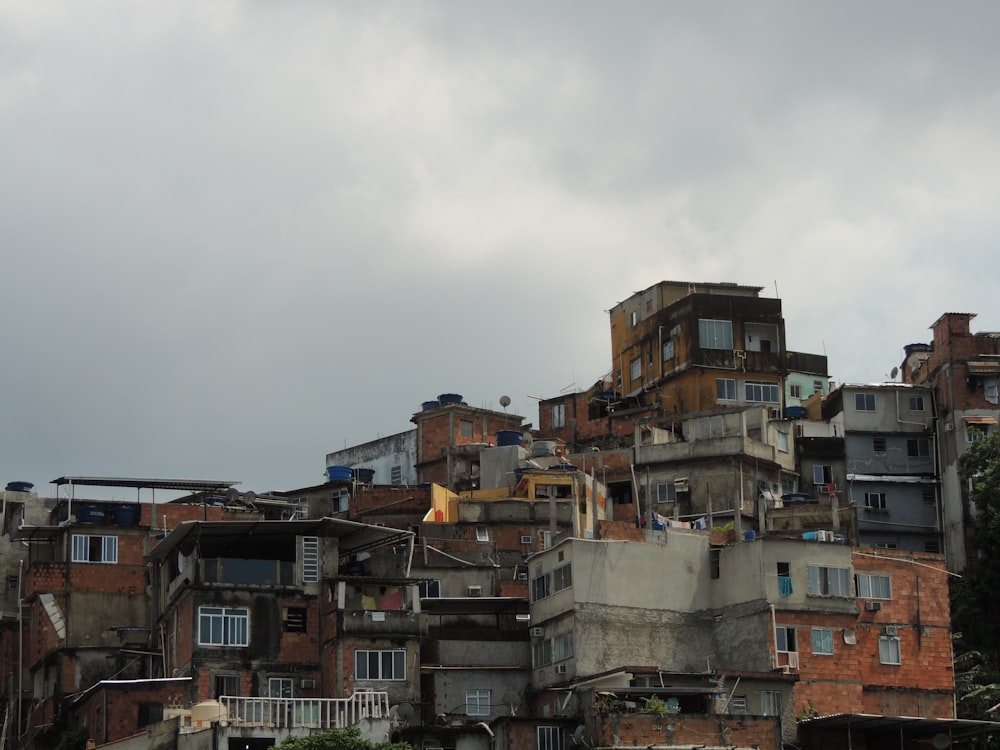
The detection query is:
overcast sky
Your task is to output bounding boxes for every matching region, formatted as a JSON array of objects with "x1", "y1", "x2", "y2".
[{"x1": 3, "y1": 2, "x2": 999, "y2": 497}]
